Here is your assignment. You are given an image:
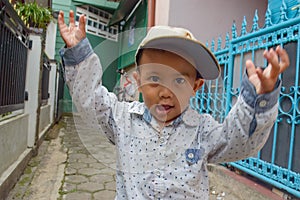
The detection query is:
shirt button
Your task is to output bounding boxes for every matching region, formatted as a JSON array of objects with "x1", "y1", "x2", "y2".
[
  {"x1": 159, "y1": 138, "x2": 165, "y2": 143},
  {"x1": 188, "y1": 152, "x2": 194, "y2": 159},
  {"x1": 154, "y1": 170, "x2": 161, "y2": 177},
  {"x1": 259, "y1": 100, "x2": 267, "y2": 108}
]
